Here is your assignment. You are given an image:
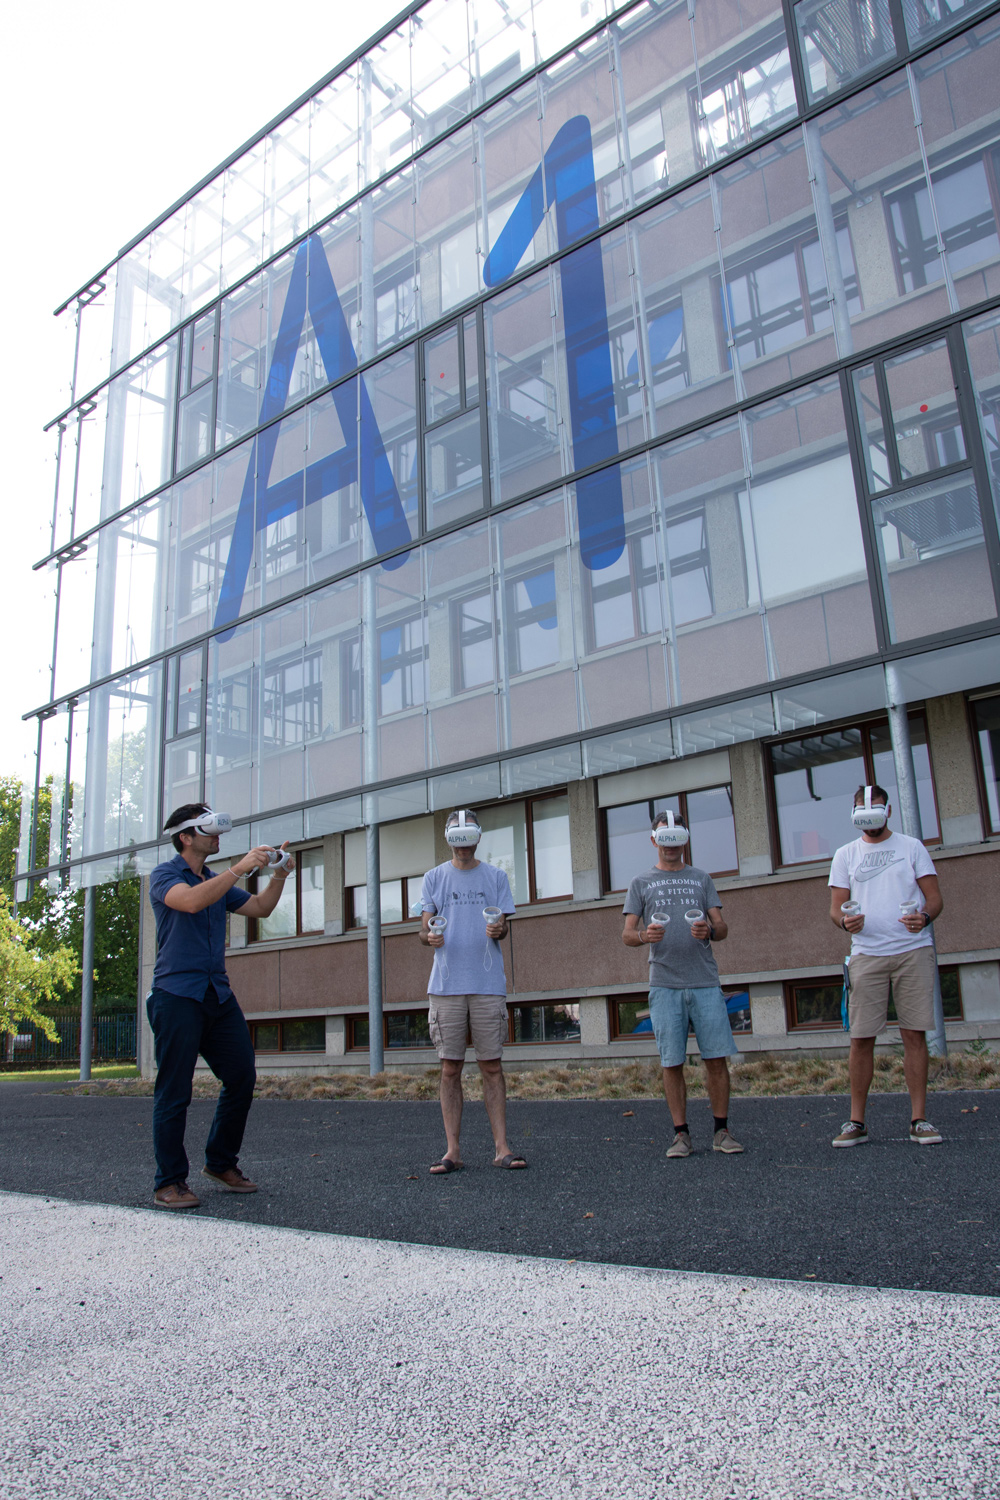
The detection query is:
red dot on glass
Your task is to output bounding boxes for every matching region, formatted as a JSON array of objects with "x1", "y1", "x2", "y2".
[
  {"x1": 440, "y1": 372, "x2": 445, "y2": 379},
  {"x1": 919, "y1": 404, "x2": 928, "y2": 412}
]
